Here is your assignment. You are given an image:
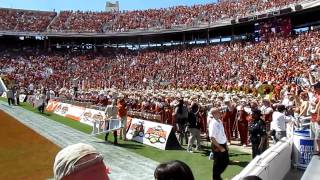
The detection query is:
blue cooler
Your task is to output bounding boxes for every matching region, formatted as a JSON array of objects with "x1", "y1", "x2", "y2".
[{"x1": 293, "y1": 130, "x2": 314, "y2": 169}]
